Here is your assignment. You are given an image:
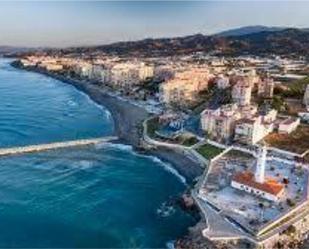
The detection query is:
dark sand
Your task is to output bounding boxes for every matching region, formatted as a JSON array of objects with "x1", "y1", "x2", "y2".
[{"x1": 12, "y1": 61, "x2": 203, "y2": 183}]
